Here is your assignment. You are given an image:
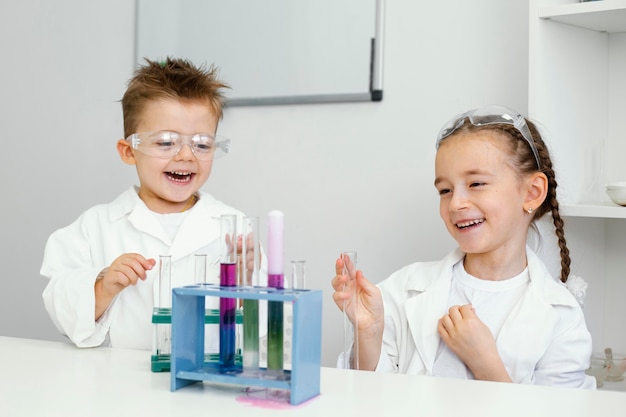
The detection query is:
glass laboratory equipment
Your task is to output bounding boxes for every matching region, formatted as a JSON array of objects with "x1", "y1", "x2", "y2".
[
  {"x1": 284, "y1": 260, "x2": 306, "y2": 371},
  {"x1": 266, "y1": 210, "x2": 285, "y2": 377},
  {"x1": 219, "y1": 214, "x2": 239, "y2": 373},
  {"x1": 242, "y1": 216, "x2": 261, "y2": 375},
  {"x1": 194, "y1": 253, "x2": 207, "y2": 284},
  {"x1": 151, "y1": 255, "x2": 172, "y2": 372},
  {"x1": 582, "y1": 138, "x2": 610, "y2": 204},
  {"x1": 341, "y1": 251, "x2": 358, "y2": 370},
  {"x1": 289, "y1": 260, "x2": 306, "y2": 290}
]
